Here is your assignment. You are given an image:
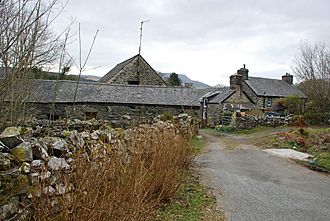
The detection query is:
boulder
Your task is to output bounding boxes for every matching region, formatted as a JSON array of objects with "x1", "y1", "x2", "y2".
[
  {"x1": 69, "y1": 130, "x2": 85, "y2": 150},
  {"x1": 0, "y1": 169, "x2": 29, "y2": 196},
  {"x1": 40, "y1": 137, "x2": 68, "y2": 157},
  {"x1": 47, "y1": 157, "x2": 70, "y2": 171},
  {"x1": 31, "y1": 160, "x2": 45, "y2": 171},
  {"x1": 0, "y1": 127, "x2": 23, "y2": 149},
  {"x1": 32, "y1": 144, "x2": 49, "y2": 161},
  {"x1": 10, "y1": 142, "x2": 33, "y2": 162}
]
